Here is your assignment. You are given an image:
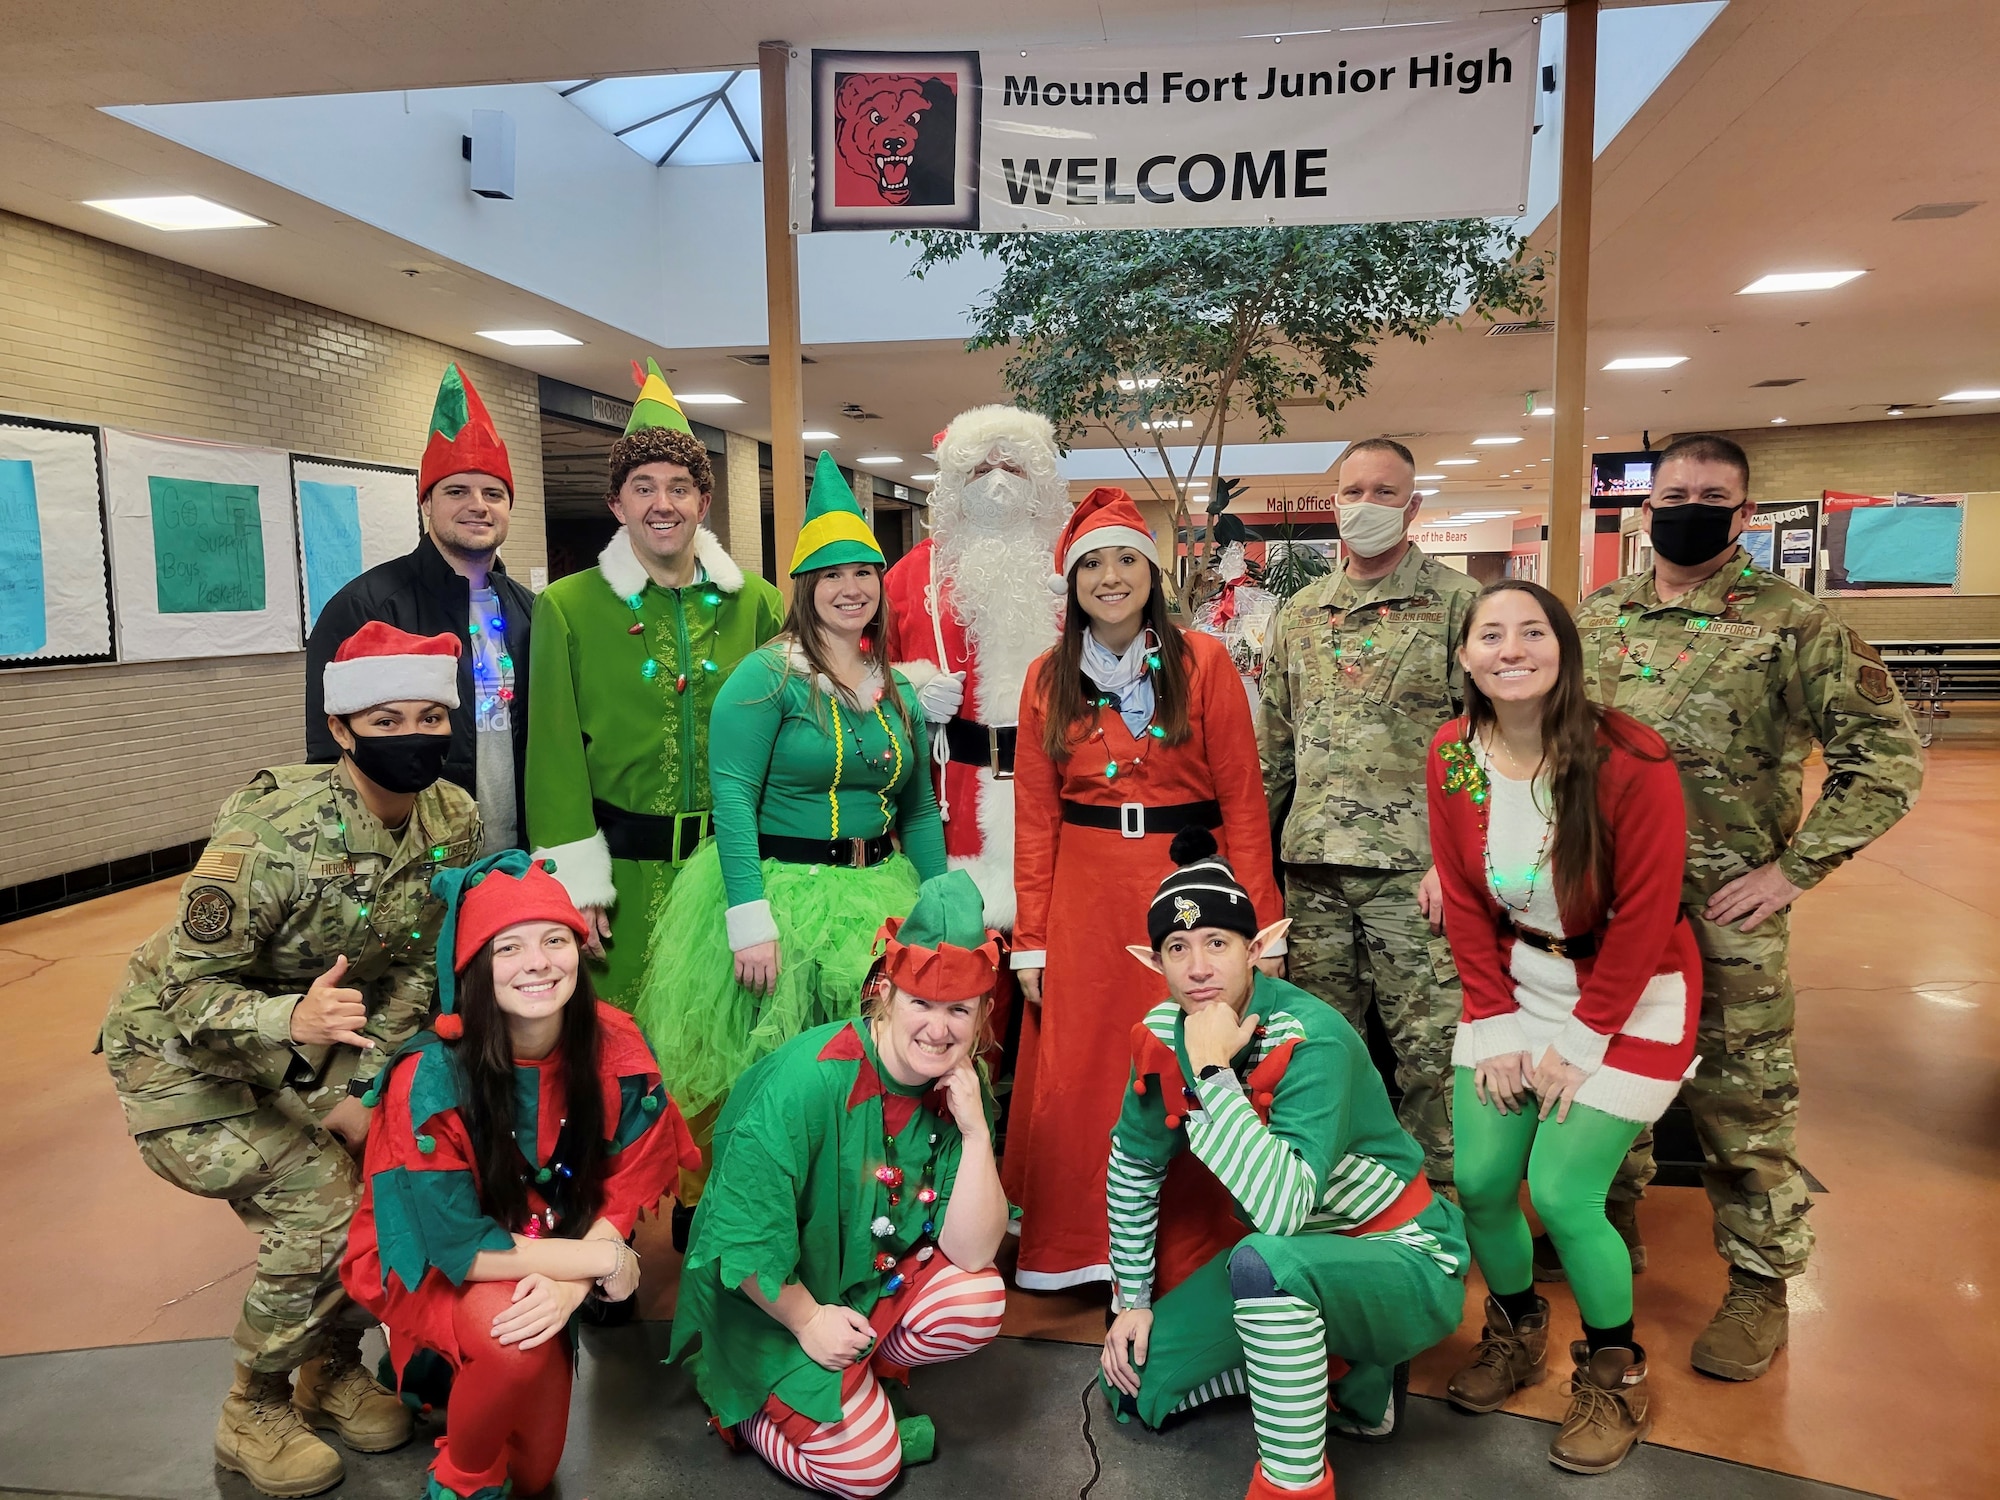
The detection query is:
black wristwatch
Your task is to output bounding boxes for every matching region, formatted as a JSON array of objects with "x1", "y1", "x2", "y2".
[
  {"x1": 346, "y1": 1074, "x2": 378, "y2": 1101},
  {"x1": 1198, "y1": 1064, "x2": 1230, "y2": 1082}
]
